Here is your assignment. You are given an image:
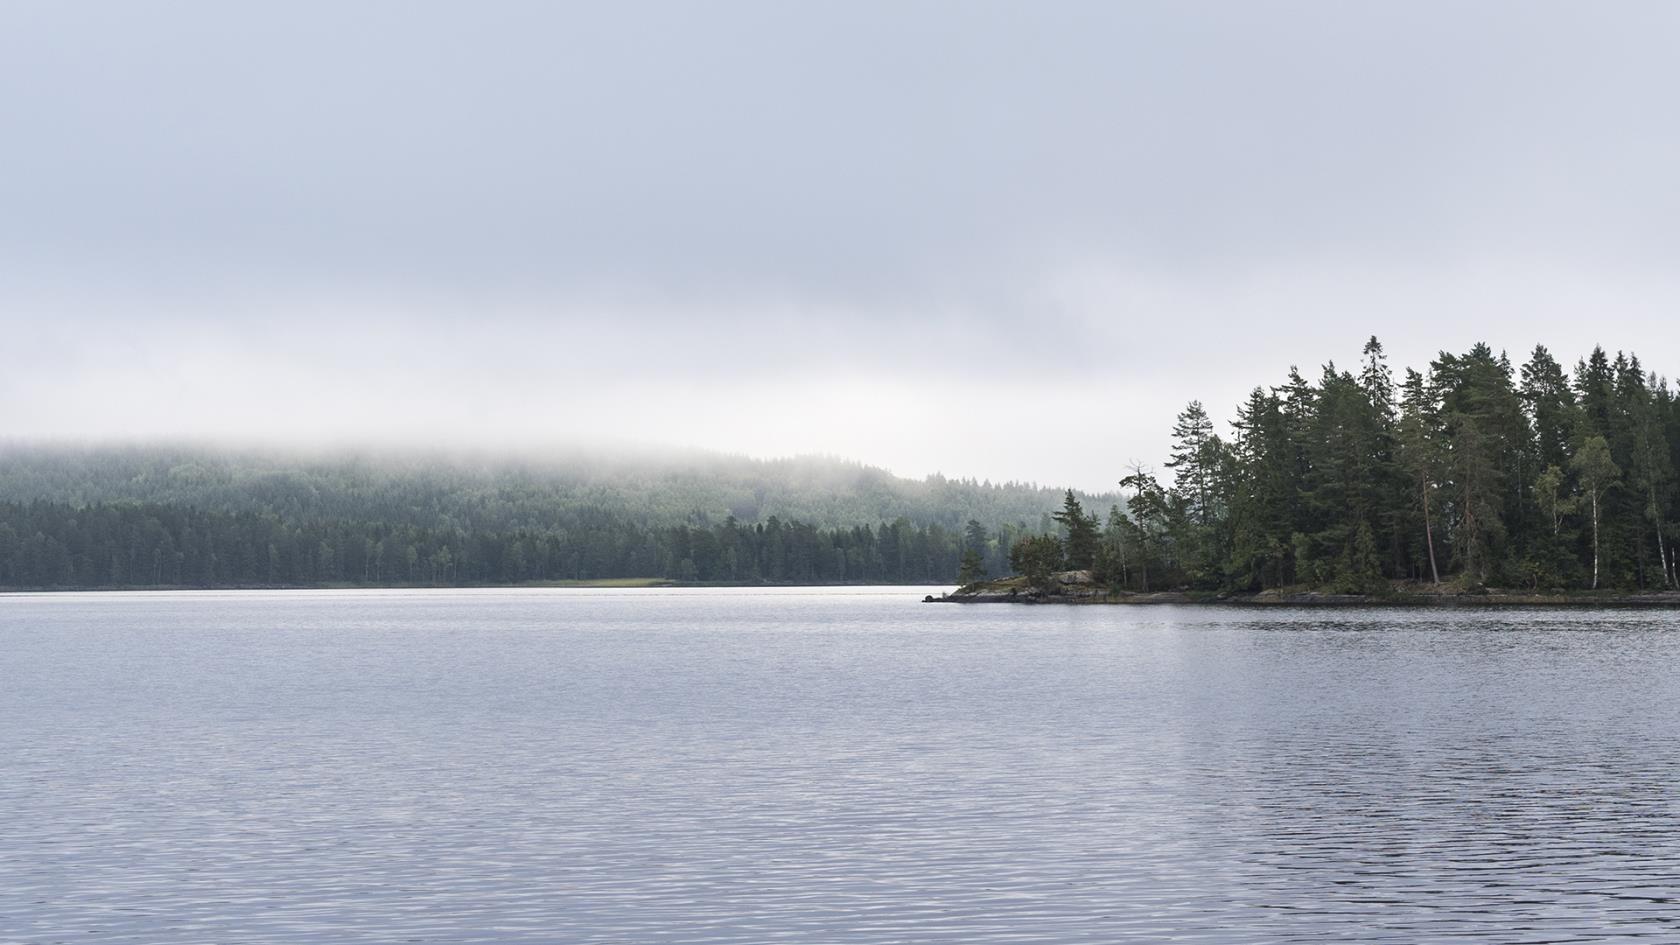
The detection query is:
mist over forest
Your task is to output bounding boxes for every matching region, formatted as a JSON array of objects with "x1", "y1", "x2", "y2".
[
  {"x1": 0, "y1": 445, "x2": 1109, "y2": 589},
  {"x1": 10, "y1": 335, "x2": 1680, "y2": 596}
]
